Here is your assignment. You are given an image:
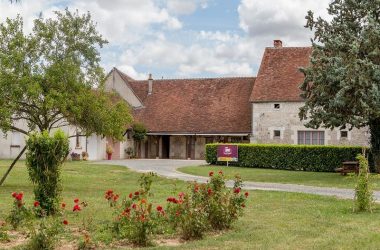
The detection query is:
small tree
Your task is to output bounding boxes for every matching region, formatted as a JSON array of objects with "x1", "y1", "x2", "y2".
[
  {"x1": 132, "y1": 122, "x2": 147, "y2": 158},
  {"x1": 0, "y1": 9, "x2": 133, "y2": 185},
  {"x1": 26, "y1": 130, "x2": 69, "y2": 215},
  {"x1": 354, "y1": 154, "x2": 374, "y2": 213}
]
